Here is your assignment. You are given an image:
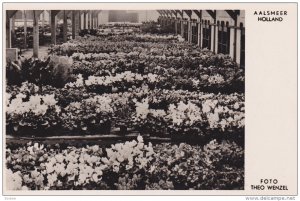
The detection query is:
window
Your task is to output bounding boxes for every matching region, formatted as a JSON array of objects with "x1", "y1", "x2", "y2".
[
  {"x1": 202, "y1": 20, "x2": 211, "y2": 49},
  {"x1": 240, "y1": 23, "x2": 245, "y2": 68},
  {"x1": 171, "y1": 19, "x2": 176, "y2": 33},
  {"x1": 191, "y1": 22, "x2": 198, "y2": 44},
  {"x1": 218, "y1": 21, "x2": 230, "y2": 54},
  {"x1": 177, "y1": 21, "x2": 181, "y2": 34}
]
